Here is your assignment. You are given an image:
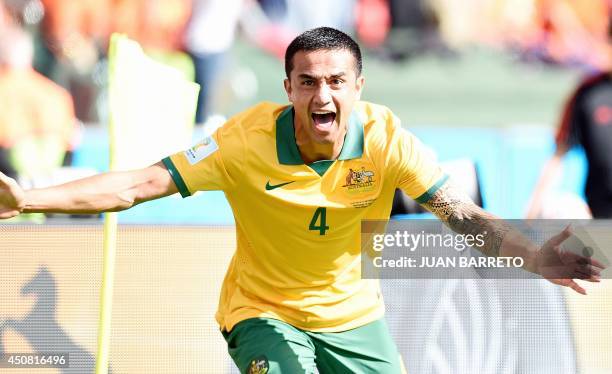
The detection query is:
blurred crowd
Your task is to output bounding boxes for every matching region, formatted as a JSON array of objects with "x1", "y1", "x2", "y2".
[{"x1": 0, "y1": 0, "x2": 611, "y2": 187}]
